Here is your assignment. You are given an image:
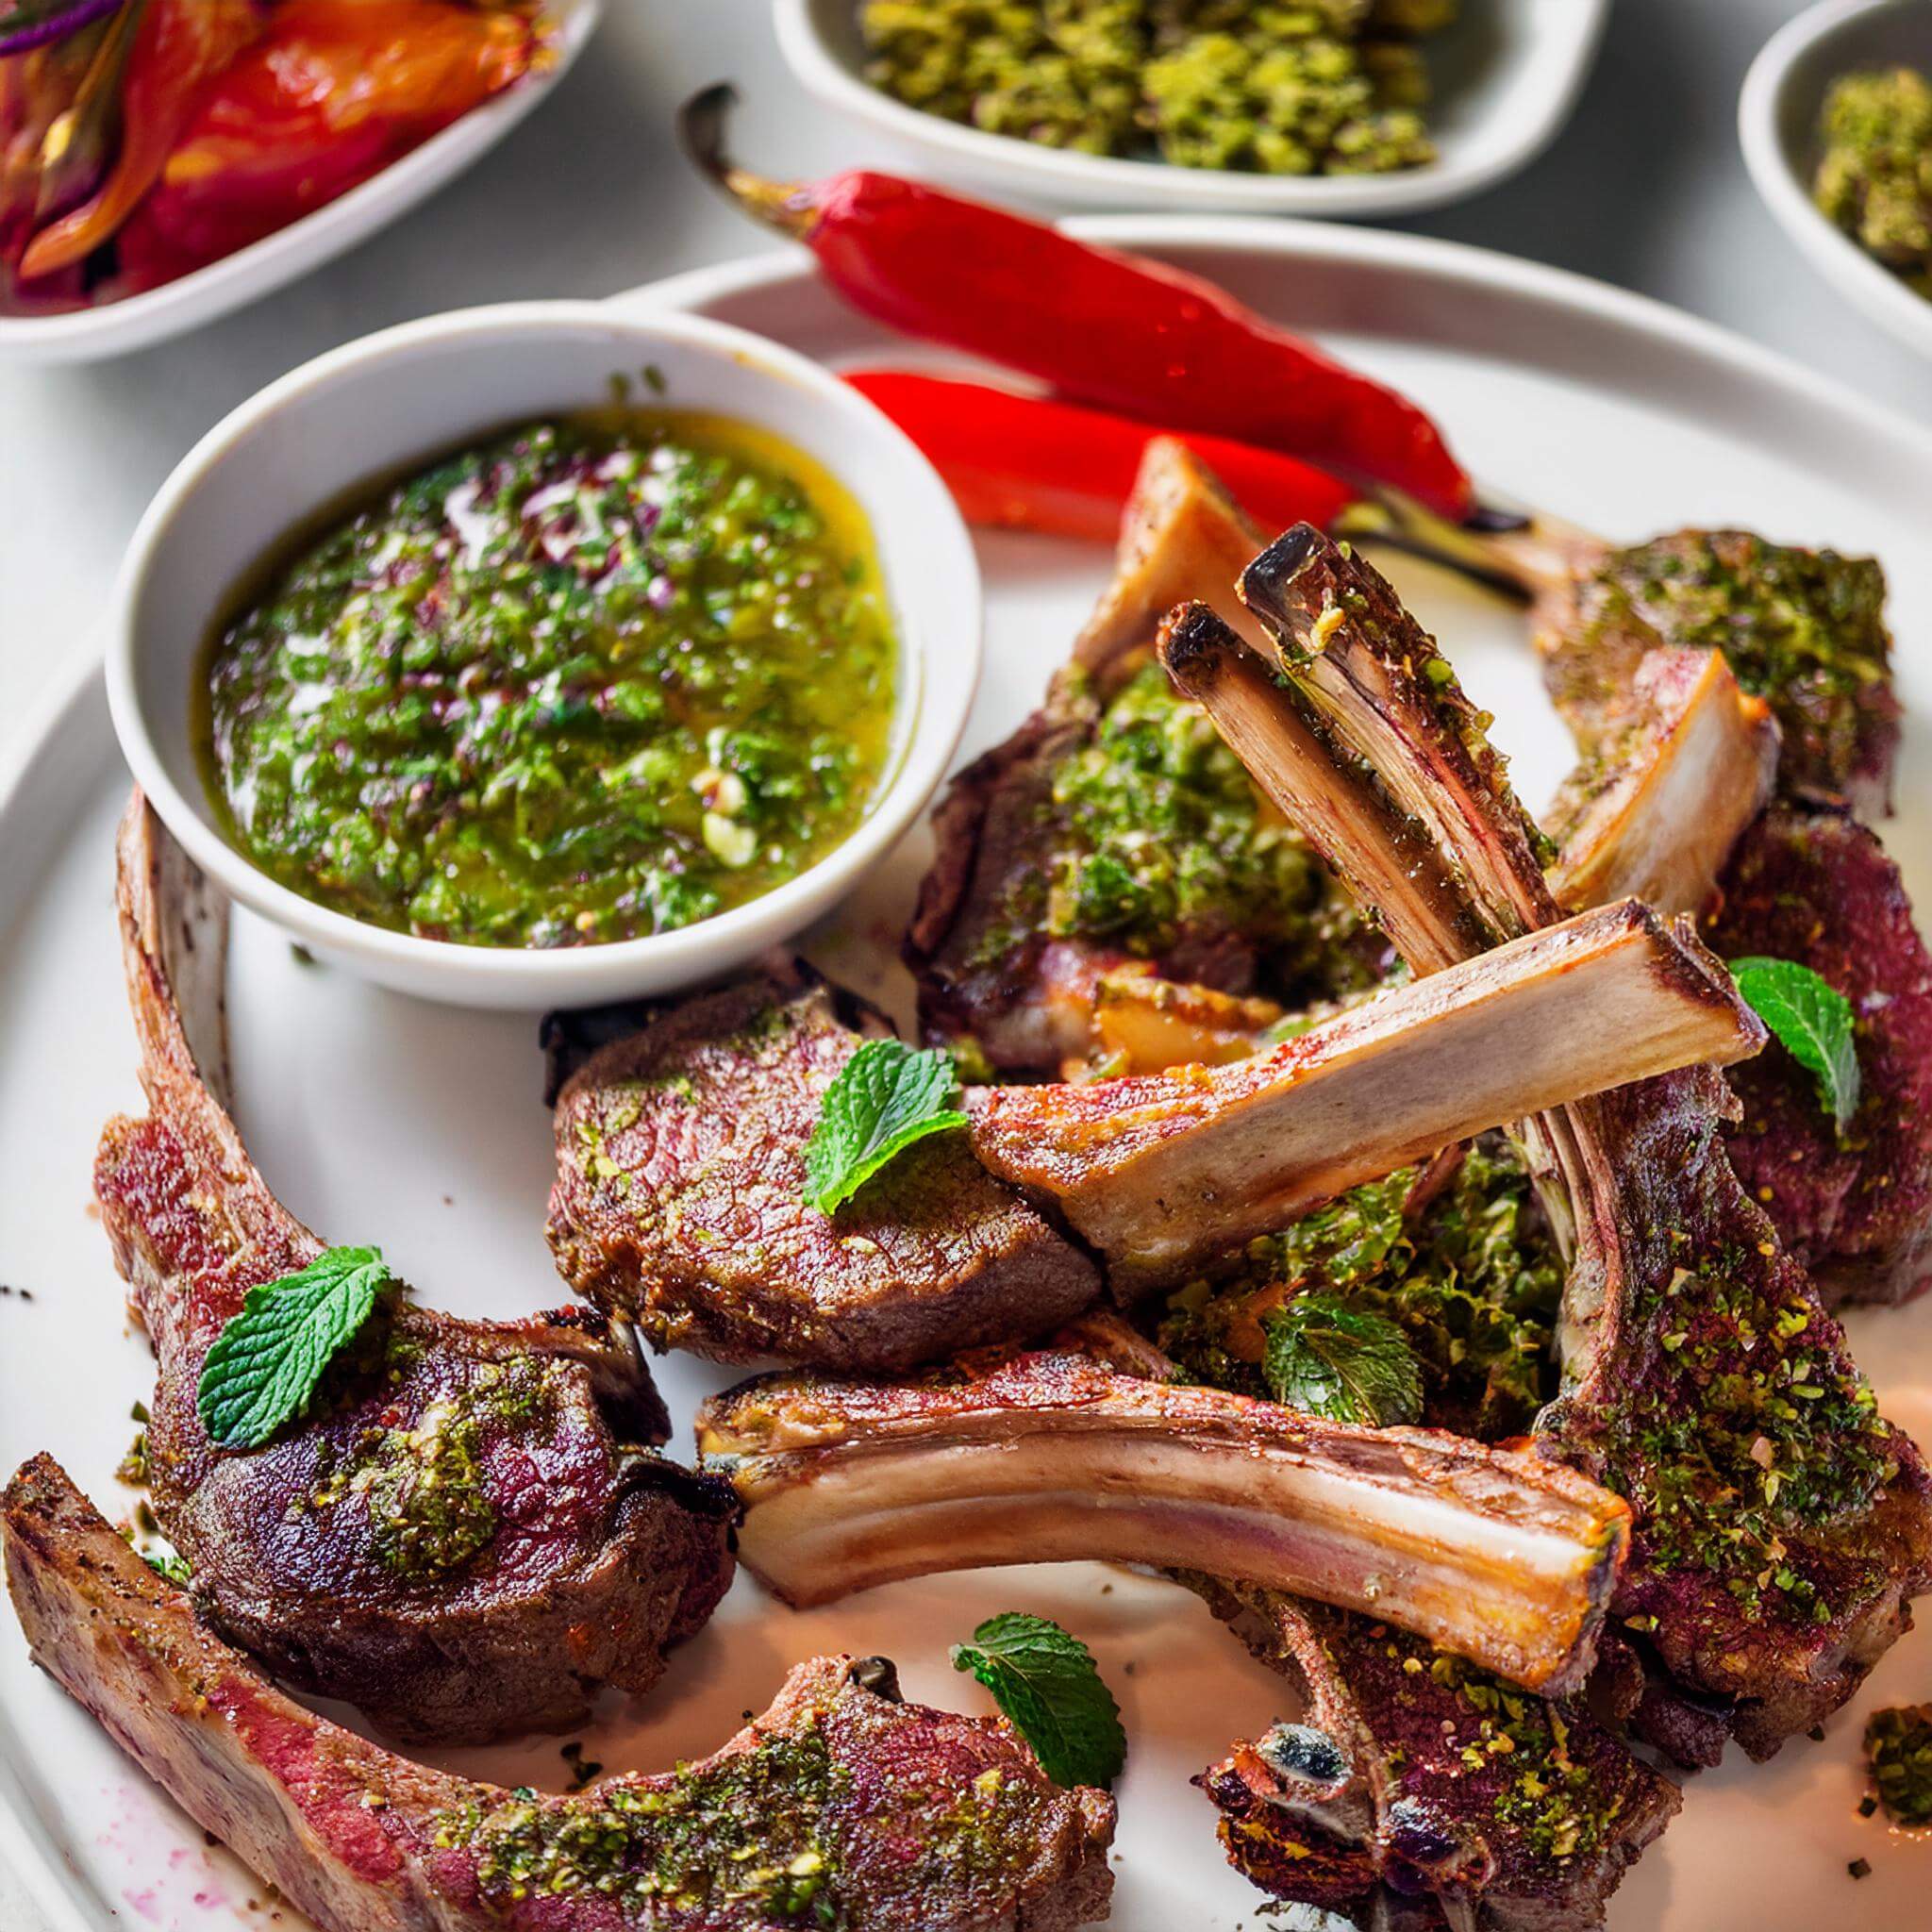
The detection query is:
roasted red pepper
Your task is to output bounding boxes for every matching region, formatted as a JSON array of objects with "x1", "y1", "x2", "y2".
[
  {"x1": 17, "y1": 0, "x2": 260, "y2": 279},
  {"x1": 684, "y1": 87, "x2": 1474, "y2": 522},
  {"x1": 846, "y1": 369, "x2": 1357, "y2": 545},
  {"x1": 115, "y1": 0, "x2": 537, "y2": 290}
]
